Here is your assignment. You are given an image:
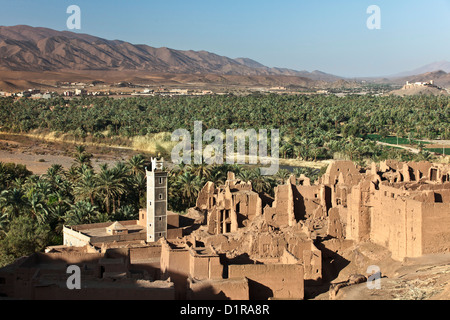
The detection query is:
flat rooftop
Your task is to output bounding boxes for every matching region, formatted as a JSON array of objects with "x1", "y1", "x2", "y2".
[
  {"x1": 81, "y1": 224, "x2": 145, "y2": 238},
  {"x1": 70, "y1": 221, "x2": 145, "y2": 238}
]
